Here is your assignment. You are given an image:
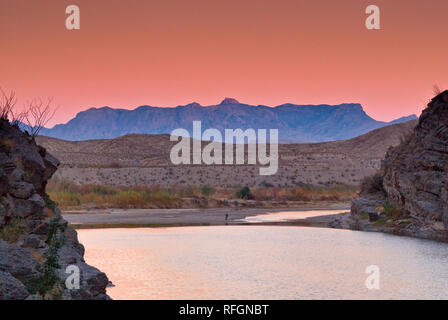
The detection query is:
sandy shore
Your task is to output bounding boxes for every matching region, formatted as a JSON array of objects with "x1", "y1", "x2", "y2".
[{"x1": 63, "y1": 203, "x2": 350, "y2": 229}]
